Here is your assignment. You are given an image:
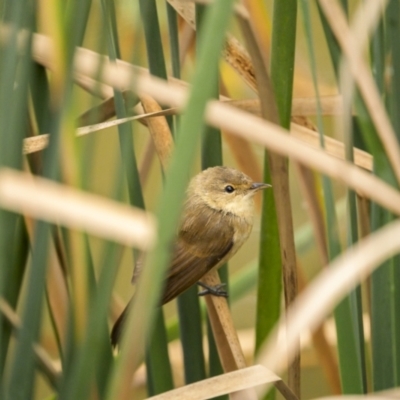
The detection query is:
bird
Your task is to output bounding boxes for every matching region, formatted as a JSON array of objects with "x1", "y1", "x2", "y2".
[{"x1": 111, "y1": 166, "x2": 270, "y2": 347}]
